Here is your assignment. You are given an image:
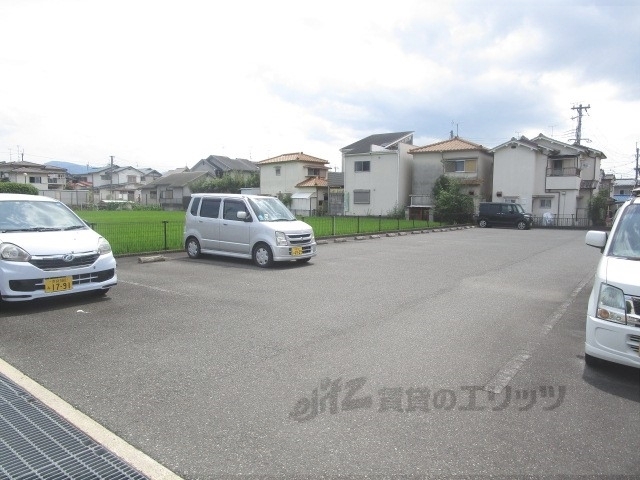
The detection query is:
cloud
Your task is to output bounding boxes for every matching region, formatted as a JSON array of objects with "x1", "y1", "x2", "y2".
[{"x1": 0, "y1": 0, "x2": 638, "y2": 175}]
